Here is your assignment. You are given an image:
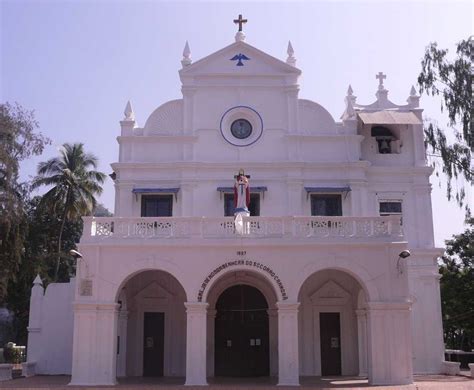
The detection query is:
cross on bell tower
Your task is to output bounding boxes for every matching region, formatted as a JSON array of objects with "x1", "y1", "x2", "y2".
[
  {"x1": 233, "y1": 14, "x2": 248, "y2": 32},
  {"x1": 376, "y1": 72, "x2": 387, "y2": 90}
]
